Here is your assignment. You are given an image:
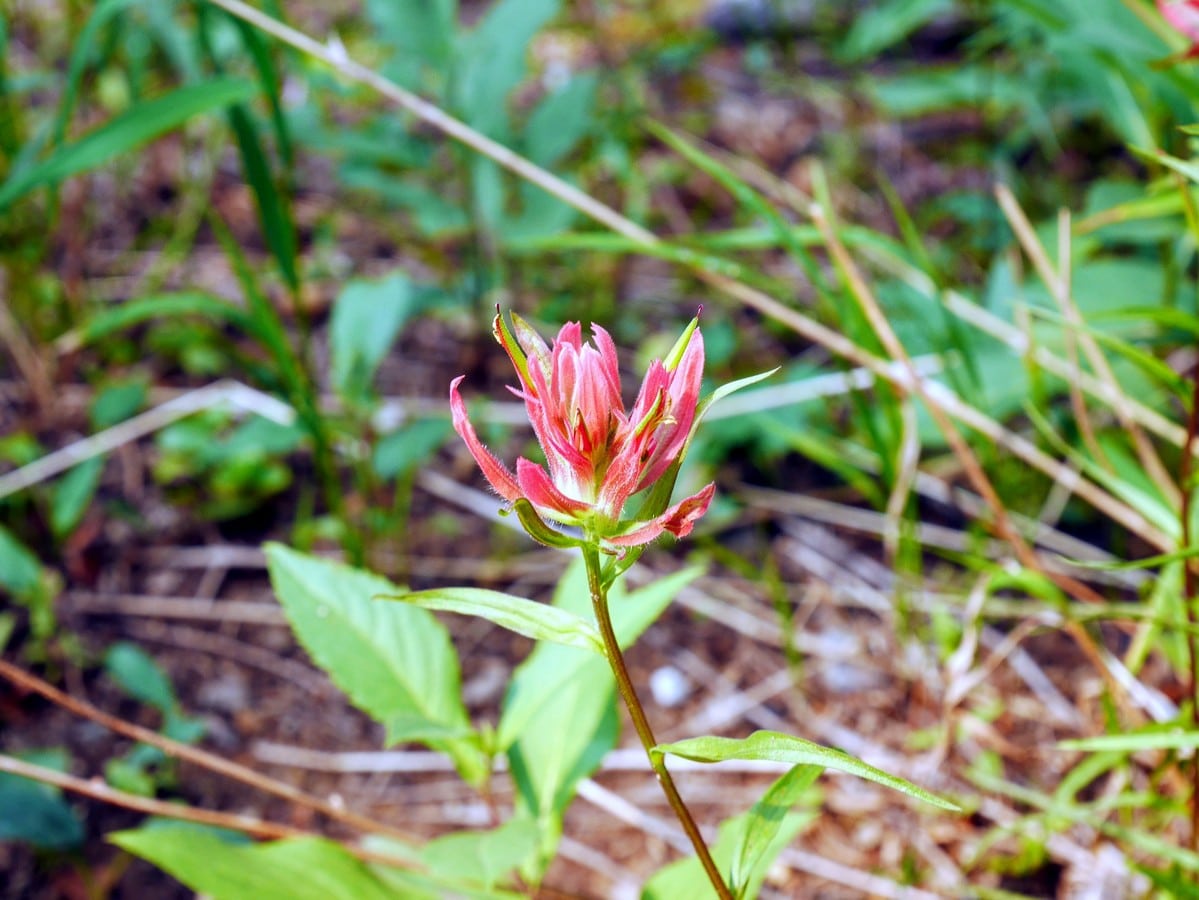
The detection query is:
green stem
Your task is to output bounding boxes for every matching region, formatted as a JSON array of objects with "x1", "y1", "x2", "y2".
[{"x1": 583, "y1": 545, "x2": 733, "y2": 900}]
